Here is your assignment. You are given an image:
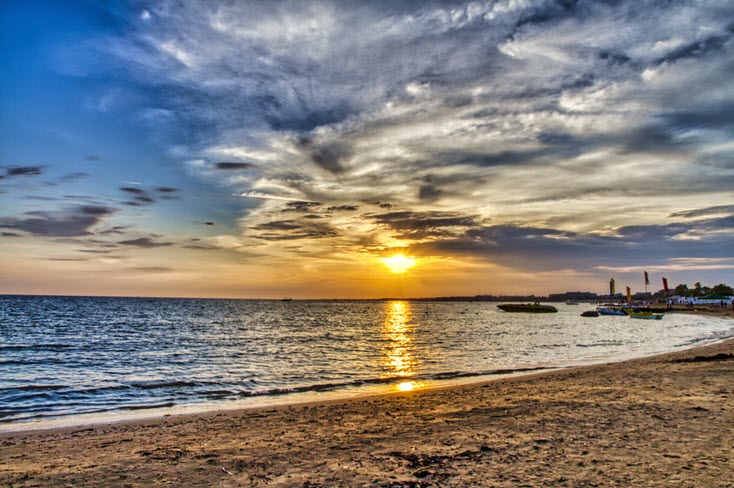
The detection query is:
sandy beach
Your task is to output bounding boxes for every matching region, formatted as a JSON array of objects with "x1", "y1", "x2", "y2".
[{"x1": 2, "y1": 322, "x2": 733, "y2": 487}]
